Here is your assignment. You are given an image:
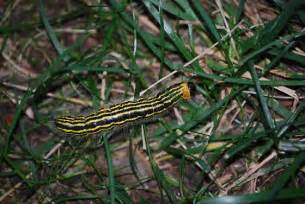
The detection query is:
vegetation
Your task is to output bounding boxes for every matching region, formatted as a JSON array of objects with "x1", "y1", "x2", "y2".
[{"x1": 1, "y1": 0, "x2": 305, "y2": 203}]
